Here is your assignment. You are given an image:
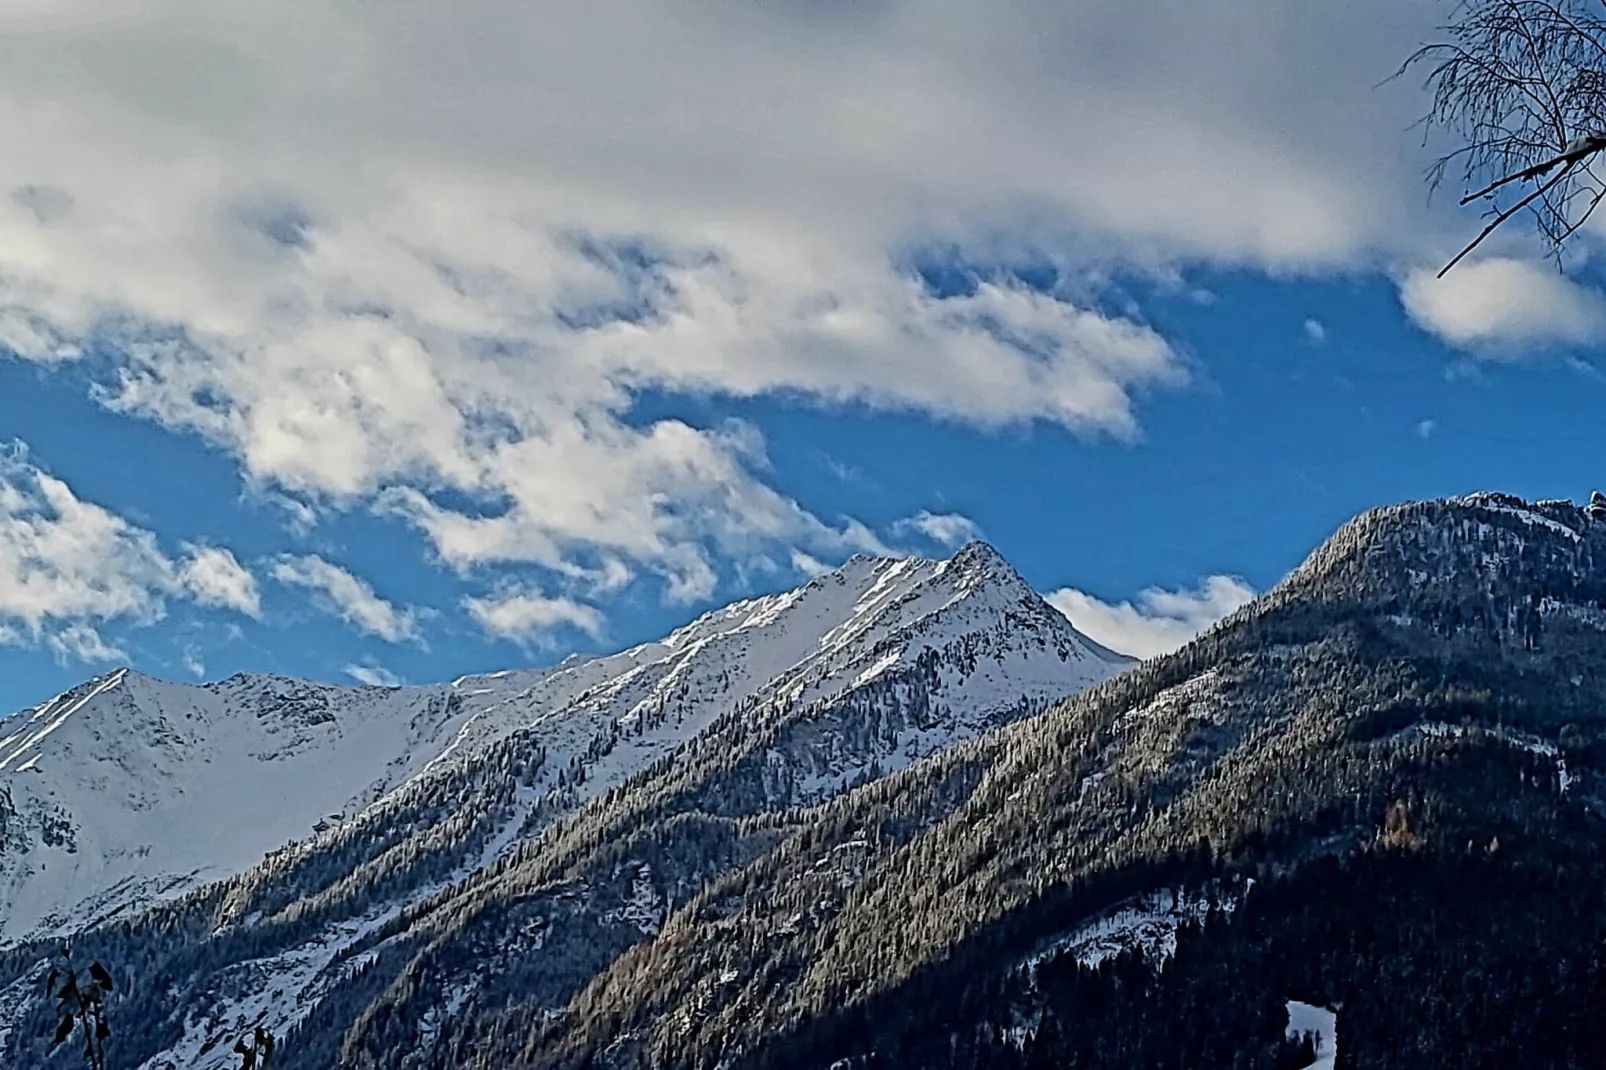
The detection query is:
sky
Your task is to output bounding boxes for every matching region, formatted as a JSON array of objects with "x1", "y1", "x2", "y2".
[{"x1": 4, "y1": 0, "x2": 1606, "y2": 714}]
